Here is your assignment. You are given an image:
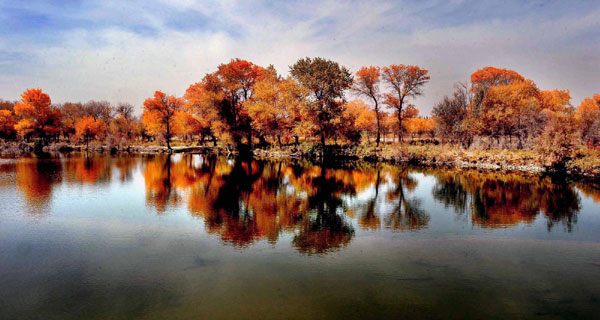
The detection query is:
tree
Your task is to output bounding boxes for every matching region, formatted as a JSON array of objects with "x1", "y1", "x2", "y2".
[
  {"x1": 173, "y1": 109, "x2": 204, "y2": 141},
  {"x1": 432, "y1": 82, "x2": 470, "y2": 144},
  {"x1": 290, "y1": 57, "x2": 353, "y2": 149},
  {"x1": 470, "y1": 66, "x2": 524, "y2": 112},
  {"x1": 13, "y1": 88, "x2": 62, "y2": 140},
  {"x1": 575, "y1": 94, "x2": 600, "y2": 146},
  {"x1": 353, "y1": 66, "x2": 382, "y2": 145},
  {"x1": 75, "y1": 115, "x2": 107, "y2": 149},
  {"x1": 0, "y1": 110, "x2": 16, "y2": 139},
  {"x1": 61, "y1": 102, "x2": 86, "y2": 140},
  {"x1": 471, "y1": 66, "x2": 525, "y2": 89},
  {"x1": 0, "y1": 99, "x2": 15, "y2": 112},
  {"x1": 342, "y1": 99, "x2": 376, "y2": 143},
  {"x1": 84, "y1": 100, "x2": 113, "y2": 122},
  {"x1": 184, "y1": 74, "x2": 227, "y2": 146},
  {"x1": 115, "y1": 102, "x2": 134, "y2": 120},
  {"x1": 185, "y1": 59, "x2": 265, "y2": 148},
  {"x1": 536, "y1": 112, "x2": 579, "y2": 168},
  {"x1": 111, "y1": 102, "x2": 138, "y2": 143},
  {"x1": 381, "y1": 64, "x2": 430, "y2": 140},
  {"x1": 480, "y1": 79, "x2": 540, "y2": 148},
  {"x1": 142, "y1": 91, "x2": 182, "y2": 151},
  {"x1": 246, "y1": 68, "x2": 309, "y2": 146},
  {"x1": 215, "y1": 59, "x2": 265, "y2": 146}
]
